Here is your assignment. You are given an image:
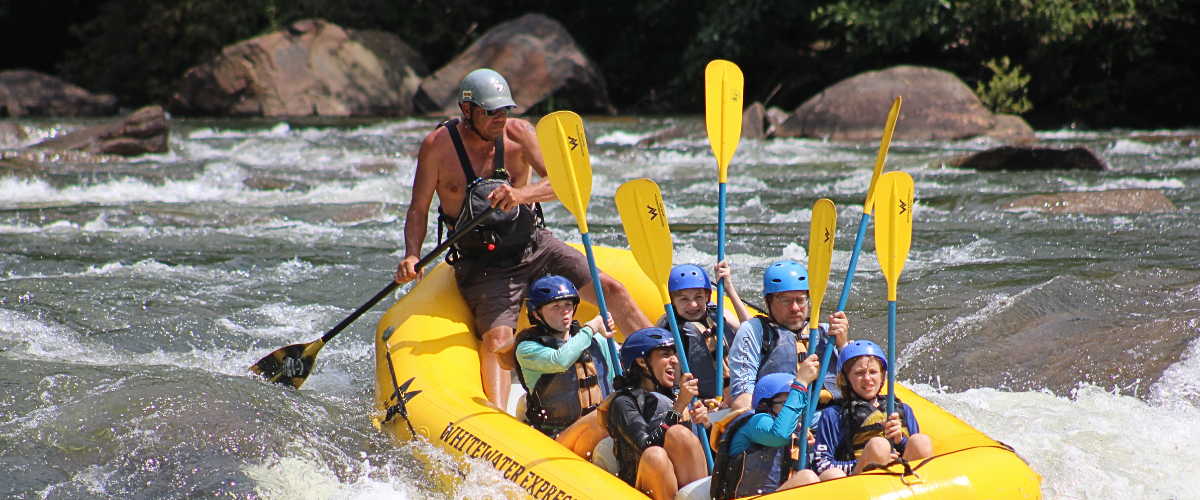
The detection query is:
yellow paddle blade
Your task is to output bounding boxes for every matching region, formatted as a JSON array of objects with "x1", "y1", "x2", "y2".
[
  {"x1": 704, "y1": 60, "x2": 744, "y2": 183},
  {"x1": 807, "y1": 199, "x2": 837, "y2": 323},
  {"x1": 615, "y1": 179, "x2": 673, "y2": 305},
  {"x1": 873, "y1": 171, "x2": 914, "y2": 301},
  {"x1": 536, "y1": 110, "x2": 592, "y2": 233},
  {"x1": 864, "y1": 96, "x2": 902, "y2": 214}
]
